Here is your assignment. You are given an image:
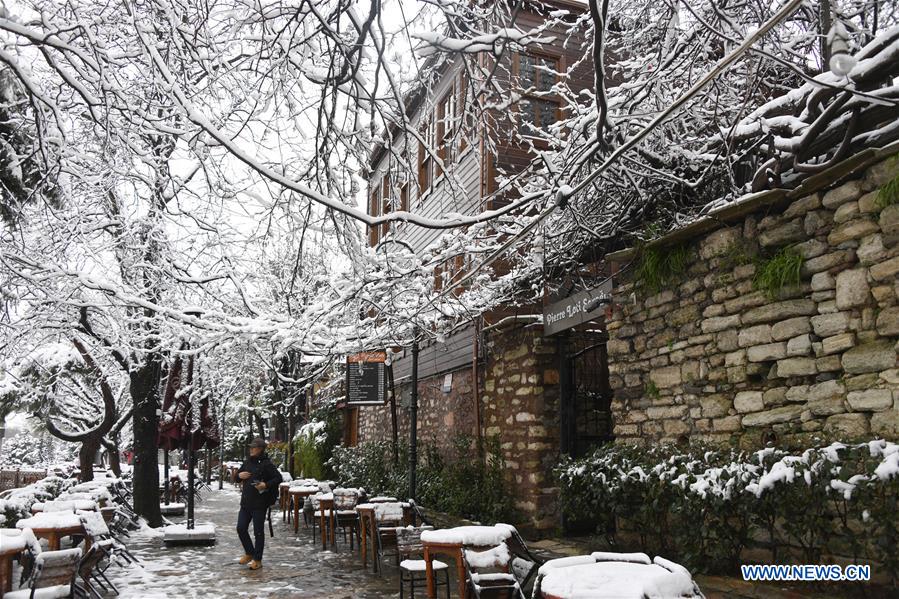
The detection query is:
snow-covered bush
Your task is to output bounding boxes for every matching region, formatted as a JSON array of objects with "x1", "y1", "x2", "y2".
[
  {"x1": 558, "y1": 440, "x2": 899, "y2": 584},
  {"x1": 0, "y1": 475, "x2": 74, "y2": 527},
  {"x1": 292, "y1": 403, "x2": 342, "y2": 479}
]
